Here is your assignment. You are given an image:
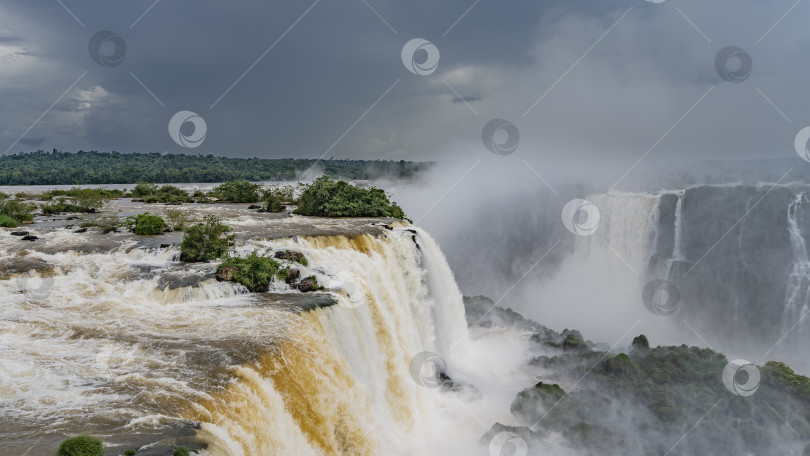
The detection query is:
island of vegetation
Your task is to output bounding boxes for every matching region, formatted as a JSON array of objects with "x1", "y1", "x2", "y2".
[{"x1": 0, "y1": 150, "x2": 430, "y2": 185}]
